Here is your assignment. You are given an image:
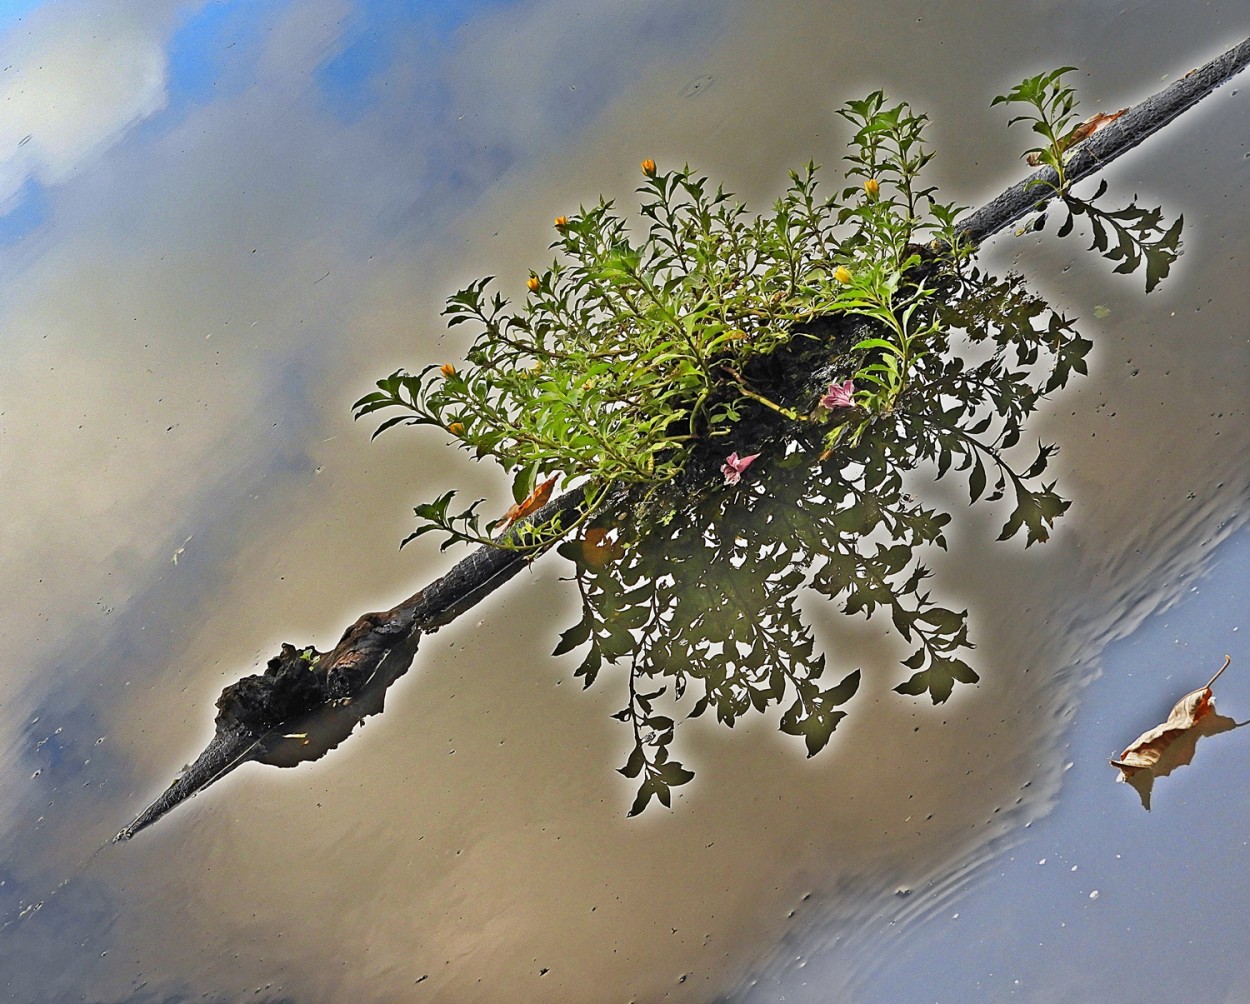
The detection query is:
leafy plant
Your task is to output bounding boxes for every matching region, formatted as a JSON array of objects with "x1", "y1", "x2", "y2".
[
  {"x1": 354, "y1": 93, "x2": 968, "y2": 550},
  {"x1": 994, "y1": 68, "x2": 1183, "y2": 292},
  {"x1": 355, "y1": 77, "x2": 1178, "y2": 813},
  {"x1": 992, "y1": 66, "x2": 1082, "y2": 191},
  {"x1": 553, "y1": 268, "x2": 1089, "y2": 812}
]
